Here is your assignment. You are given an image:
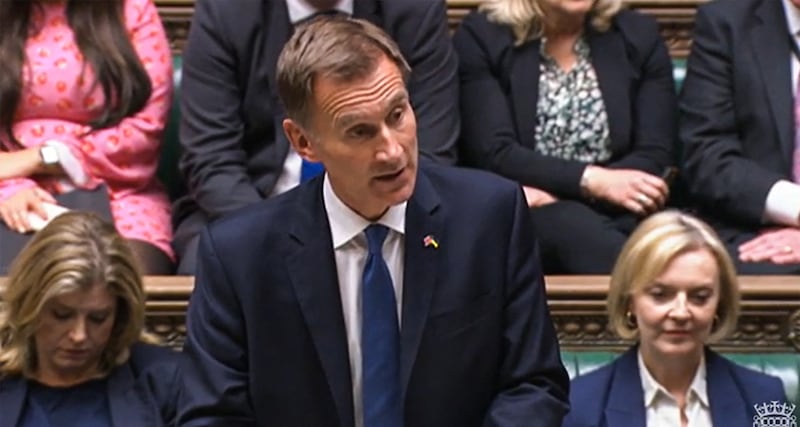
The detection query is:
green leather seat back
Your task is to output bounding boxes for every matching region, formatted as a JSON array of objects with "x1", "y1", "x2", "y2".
[
  {"x1": 562, "y1": 351, "x2": 800, "y2": 406},
  {"x1": 157, "y1": 55, "x2": 185, "y2": 201}
]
